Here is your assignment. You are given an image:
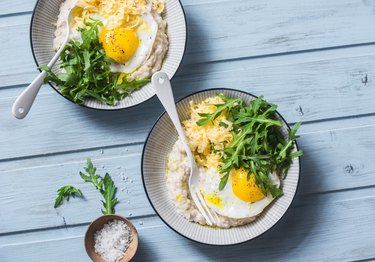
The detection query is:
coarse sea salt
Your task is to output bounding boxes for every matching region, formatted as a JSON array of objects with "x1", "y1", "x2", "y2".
[{"x1": 94, "y1": 220, "x2": 133, "y2": 262}]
